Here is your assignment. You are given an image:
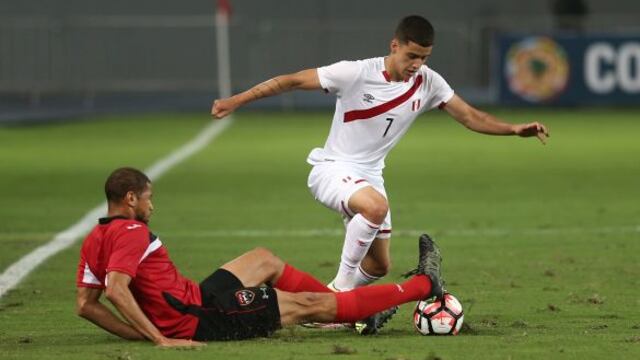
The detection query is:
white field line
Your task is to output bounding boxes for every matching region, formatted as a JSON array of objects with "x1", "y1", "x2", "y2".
[
  {"x1": 160, "y1": 224, "x2": 640, "y2": 239},
  {"x1": 2, "y1": 224, "x2": 639, "y2": 242},
  {"x1": 0, "y1": 119, "x2": 232, "y2": 298}
]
